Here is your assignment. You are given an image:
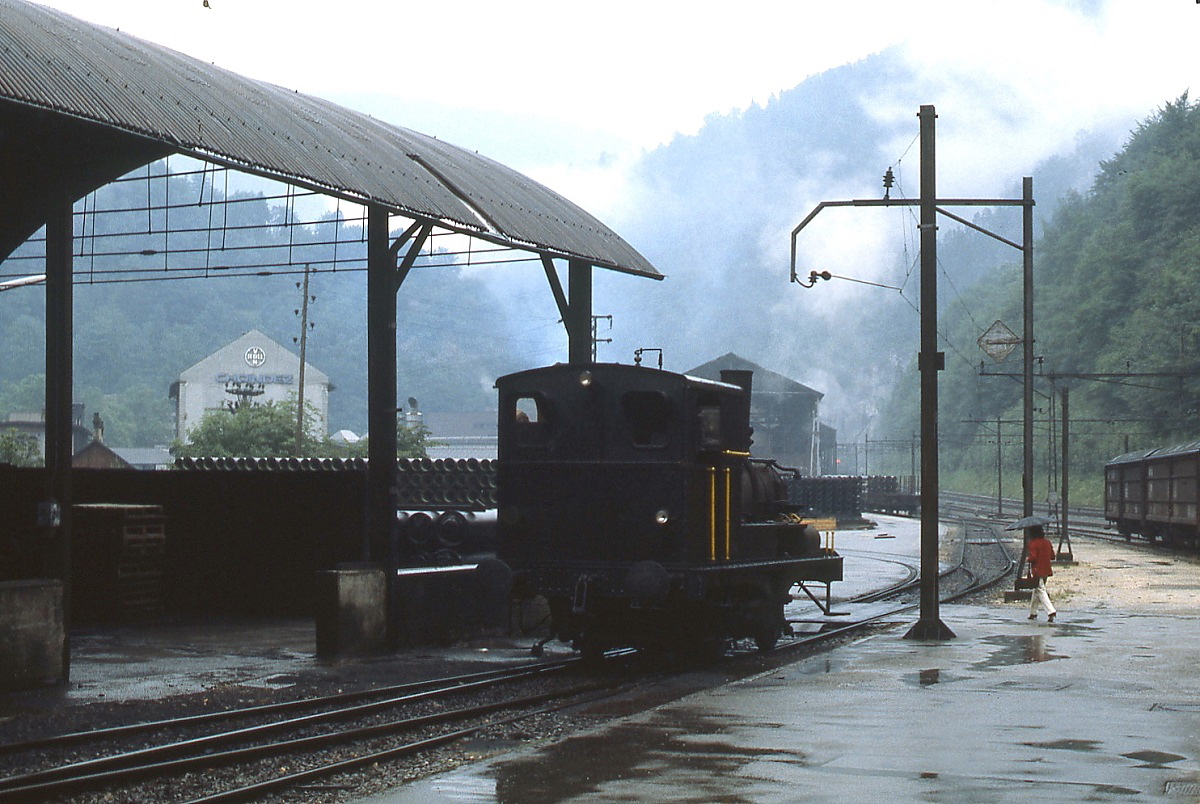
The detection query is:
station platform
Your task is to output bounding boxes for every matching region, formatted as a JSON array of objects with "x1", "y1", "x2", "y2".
[
  {"x1": 0, "y1": 618, "x2": 573, "y2": 720},
  {"x1": 375, "y1": 603, "x2": 1200, "y2": 802}
]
